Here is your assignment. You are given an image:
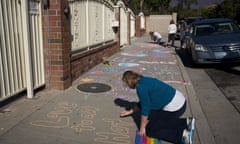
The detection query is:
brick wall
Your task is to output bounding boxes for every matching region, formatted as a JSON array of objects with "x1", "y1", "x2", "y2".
[
  {"x1": 42, "y1": 0, "x2": 119, "y2": 90},
  {"x1": 42, "y1": 0, "x2": 71, "y2": 90},
  {"x1": 71, "y1": 42, "x2": 119, "y2": 82},
  {"x1": 135, "y1": 16, "x2": 146, "y2": 37}
]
